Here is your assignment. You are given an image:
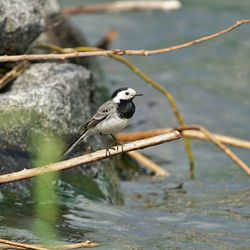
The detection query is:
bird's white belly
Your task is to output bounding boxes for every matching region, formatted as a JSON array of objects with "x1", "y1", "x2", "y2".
[{"x1": 95, "y1": 116, "x2": 129, "y2": 134}]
